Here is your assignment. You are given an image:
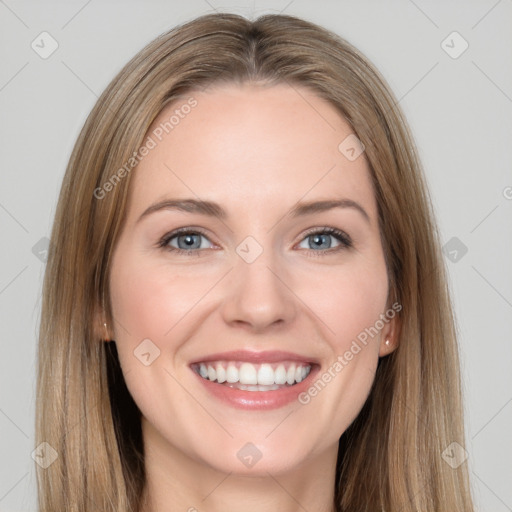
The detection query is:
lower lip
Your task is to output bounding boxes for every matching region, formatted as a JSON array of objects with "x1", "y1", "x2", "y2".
[{"x1": 192, "y1": 365, "x2": 319, "y2": 410}]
